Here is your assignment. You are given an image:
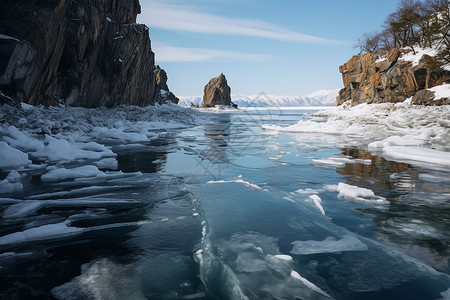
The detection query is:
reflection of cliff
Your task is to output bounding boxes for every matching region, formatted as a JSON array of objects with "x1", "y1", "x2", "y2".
[
  {"x1": 337, "y1": 148, "x2": 418, "y2": 195},
  {"x1": 116, "y1": 139, "x2": 171, "y2": 173},
  {"x1": 202, "y1": 114, "x2": 231, "y2": 164}
]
